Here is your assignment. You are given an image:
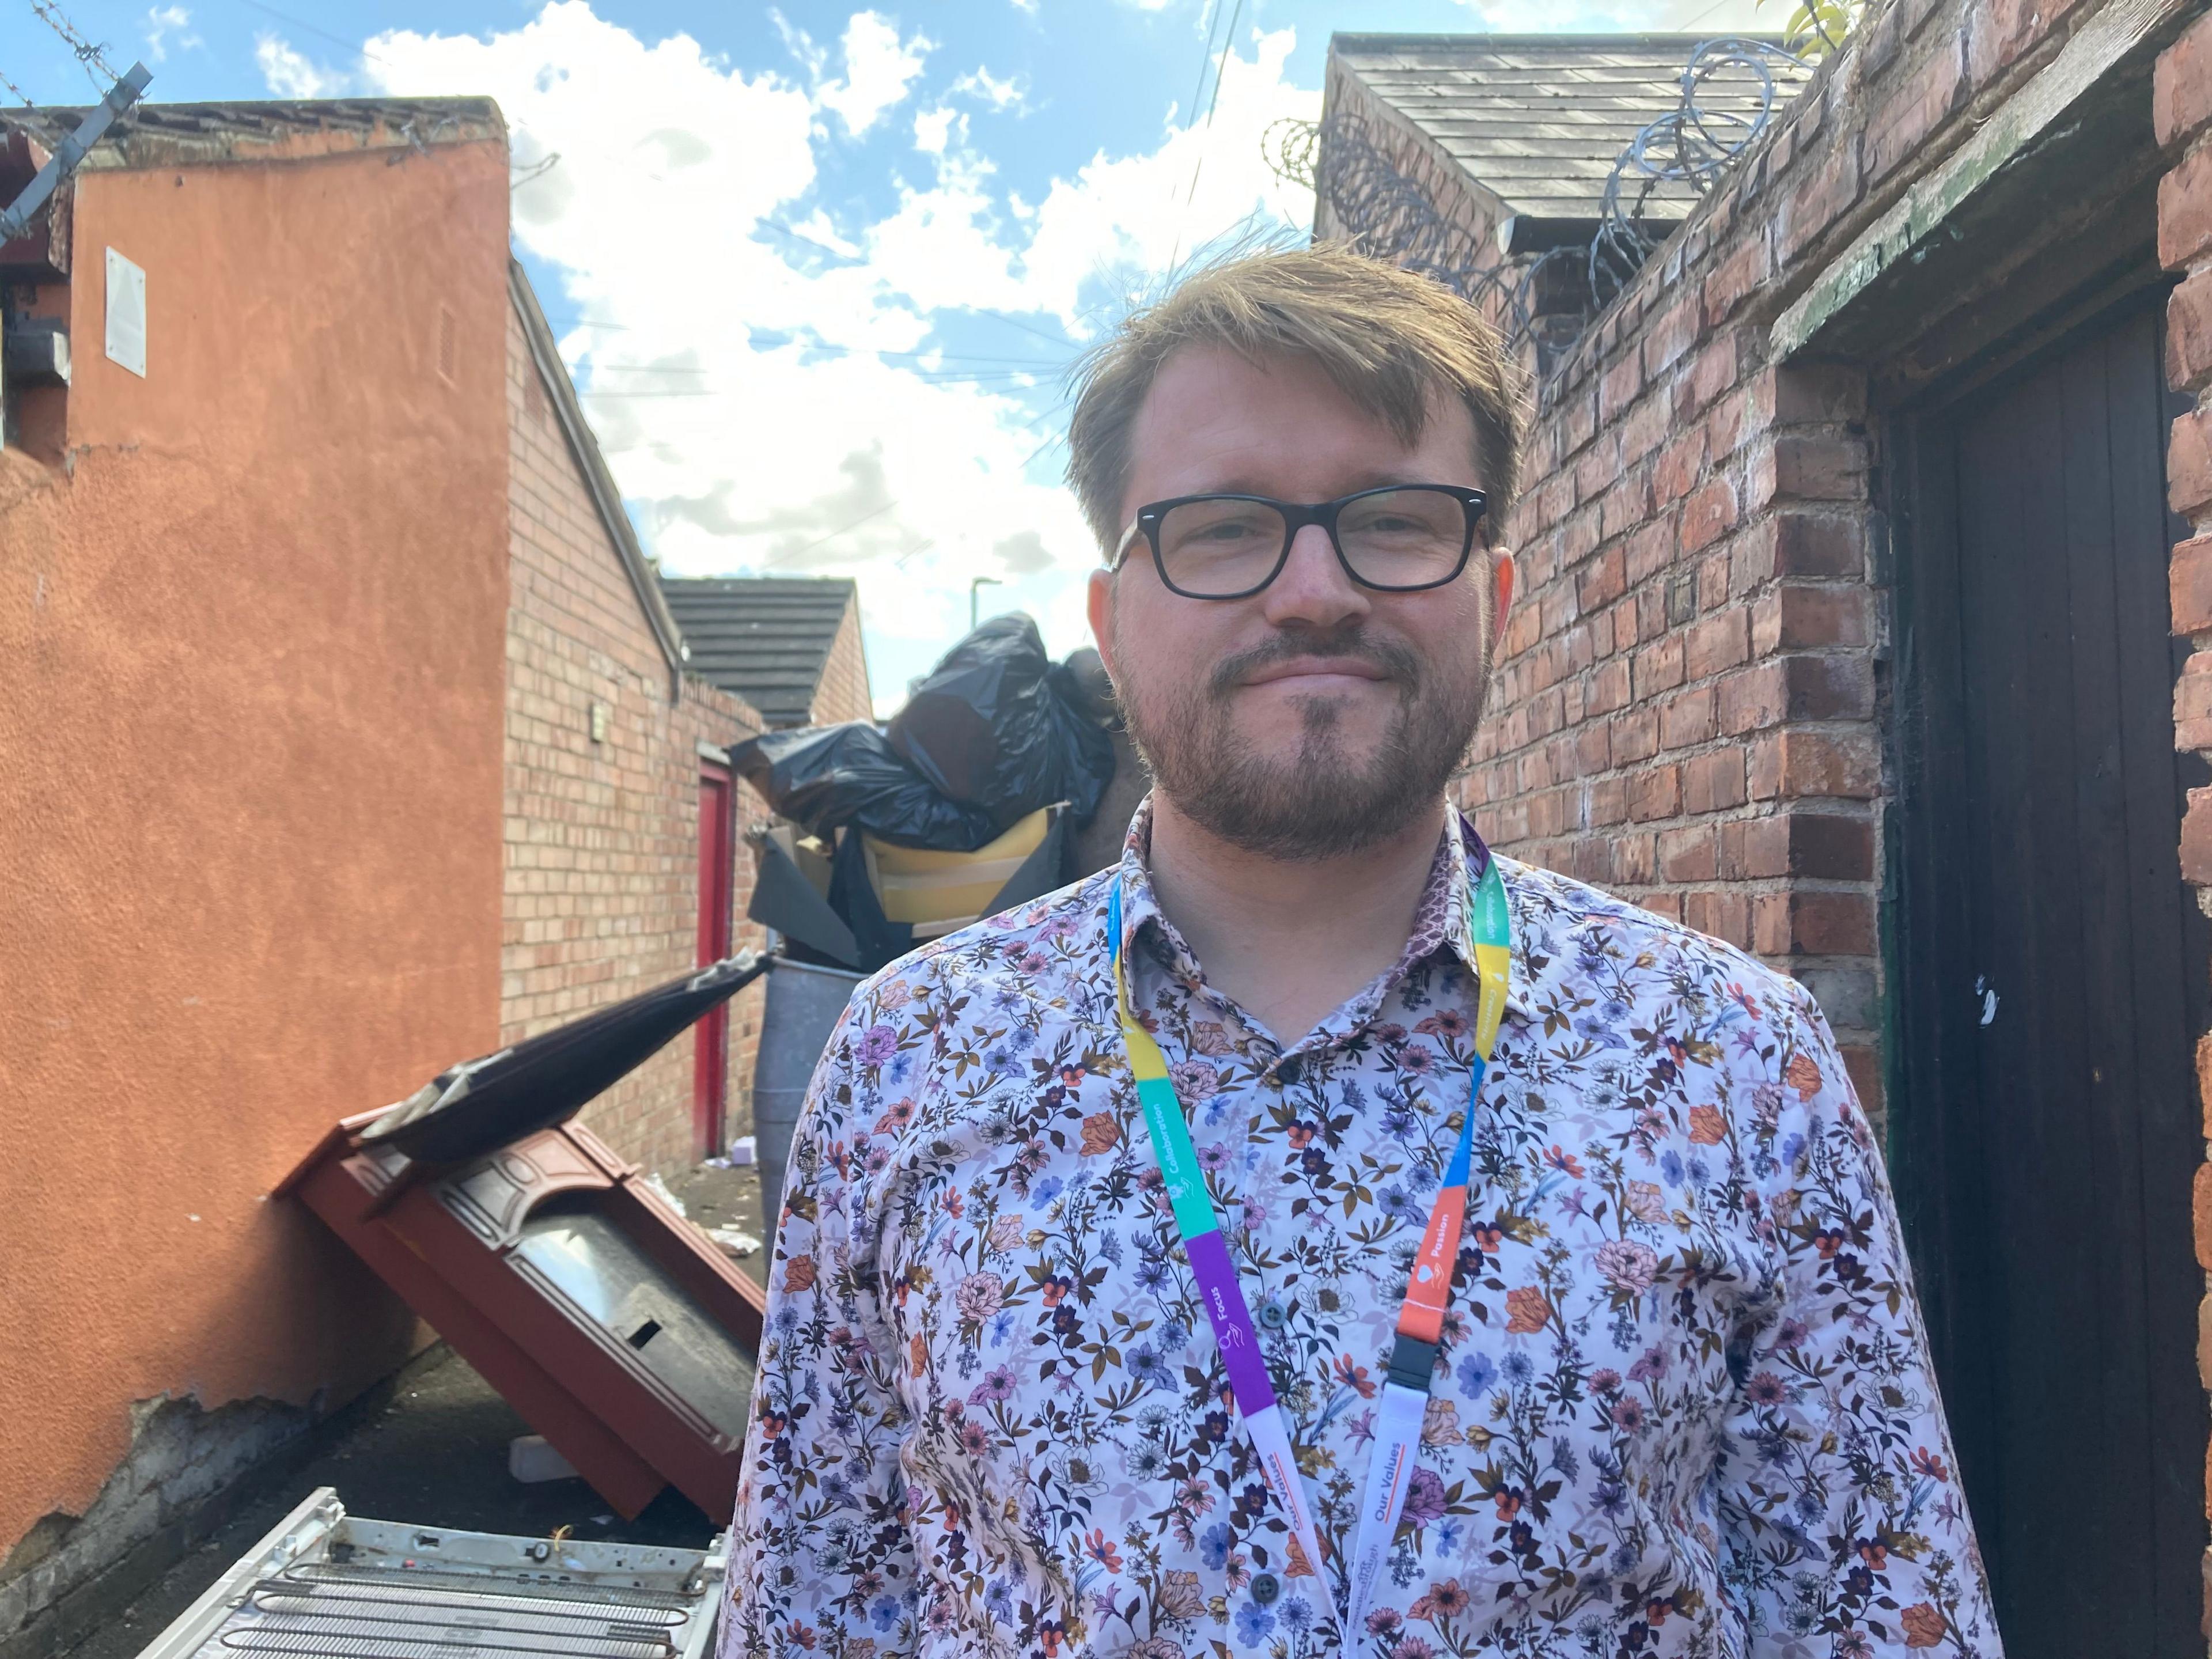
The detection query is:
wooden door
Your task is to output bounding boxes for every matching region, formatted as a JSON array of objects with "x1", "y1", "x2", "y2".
[
  {"x1": 1892, "y1": 292, "x2": 2211, "y2": 1653},
  {"x1": 694, "y1": 762, "x2": 736, "y2": 1160}
]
